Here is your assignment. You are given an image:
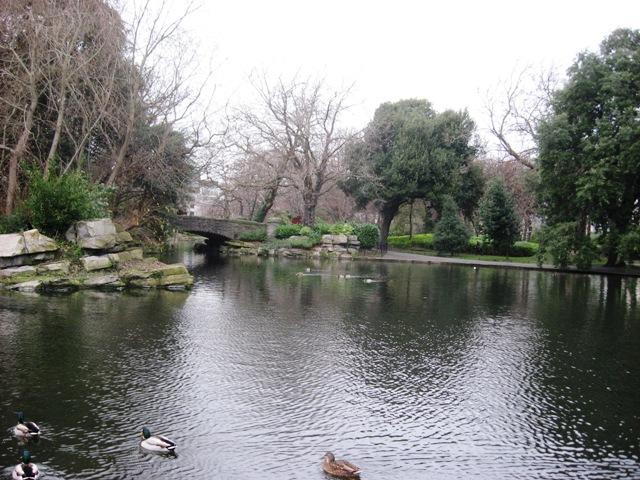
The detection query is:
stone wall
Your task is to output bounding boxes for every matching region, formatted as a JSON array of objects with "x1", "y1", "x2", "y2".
[
  {"x1": 220, "y1": 234, "x2": 366, "y2": 260},
  {"x1": 0, "y1": 218, "x2": 193, "y2": 293}
]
